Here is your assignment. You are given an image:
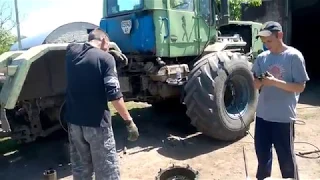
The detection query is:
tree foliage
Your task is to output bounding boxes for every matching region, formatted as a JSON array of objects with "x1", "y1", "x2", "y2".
[
  {"x1": 0, "y1": 29, "x2": 15, "y2": 54},
  {"x1": 215, "y1": 0, "x2": 262, "y2": 20},
  {"x1": 229, "y1": 0, "x2": 262, "y2": 20},
  {"x1": 0, "y1": 0, "x2": 16, "y2": 55}
]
